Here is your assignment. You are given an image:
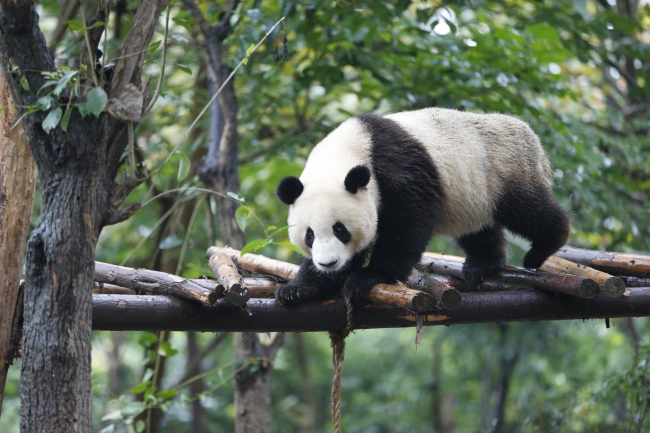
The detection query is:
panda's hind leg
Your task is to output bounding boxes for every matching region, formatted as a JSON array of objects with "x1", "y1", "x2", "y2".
[
  {"x1": 456, "y1": 225, "x2": 508, "y2": 288},
  {"x1": 496, "y1": 186, "x2": 570, "y2": 270}
]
